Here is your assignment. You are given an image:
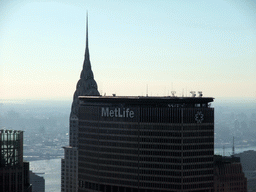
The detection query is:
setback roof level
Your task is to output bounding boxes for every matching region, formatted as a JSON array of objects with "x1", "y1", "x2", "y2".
[{"x1": 79, "y1": 96, "x2": 214, "y2": 106}]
